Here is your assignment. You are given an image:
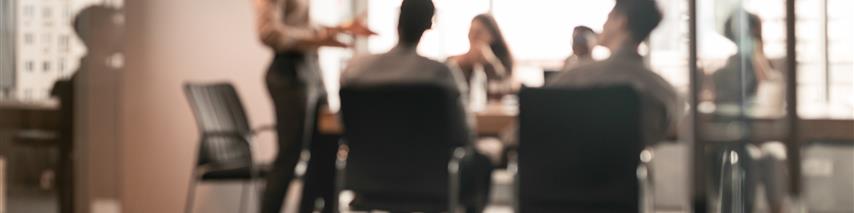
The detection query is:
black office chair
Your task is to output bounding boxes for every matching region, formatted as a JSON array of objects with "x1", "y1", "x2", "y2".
[
  {"x1": 516, "y1": 86, "x2": 652, "y2": 213},
  {"x1": 183, "y1": 83, "x2": 273, "y2": 213},
  {"x1": 337, "y1": 84, "x2": 471, "y2": 213}
]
